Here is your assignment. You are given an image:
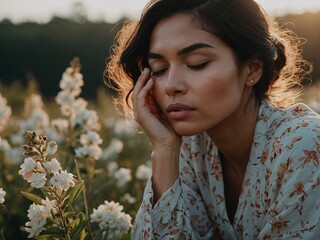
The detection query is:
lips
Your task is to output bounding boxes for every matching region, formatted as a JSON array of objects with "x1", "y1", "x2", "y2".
[{"x1": 166, "y1": 103, "x2": 195, "y2": 120}]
